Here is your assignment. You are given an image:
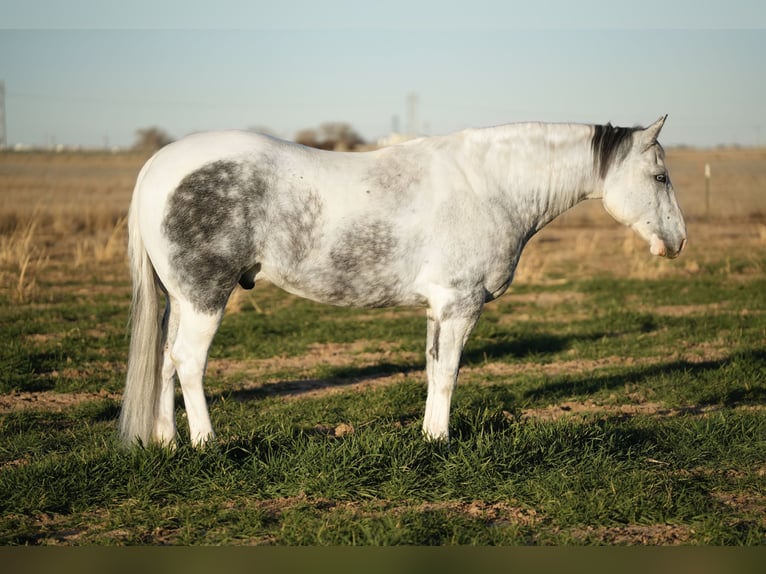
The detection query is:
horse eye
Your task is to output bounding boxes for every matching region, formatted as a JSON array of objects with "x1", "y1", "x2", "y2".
[{"x1": 655, "y1": 173, "x2": 667, "y2": 183}]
